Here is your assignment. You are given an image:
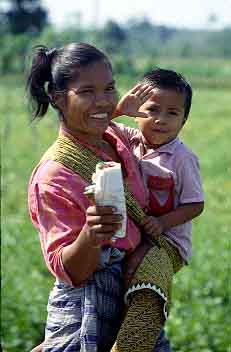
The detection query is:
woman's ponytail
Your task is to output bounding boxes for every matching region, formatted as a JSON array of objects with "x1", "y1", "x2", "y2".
[{"x1": 26, "y1": 45, "x2": 56, "y2": 120}]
